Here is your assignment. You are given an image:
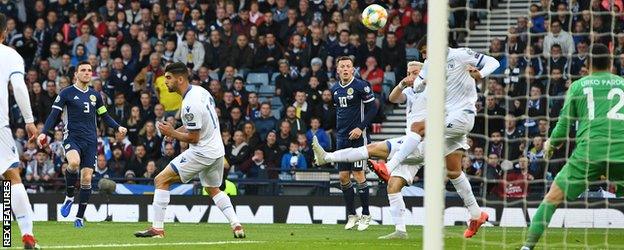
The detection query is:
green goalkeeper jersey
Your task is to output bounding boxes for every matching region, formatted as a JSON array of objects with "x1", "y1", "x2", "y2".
[{"x1": 550, "y1": 71, "x2": 624, "y2": 161}]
